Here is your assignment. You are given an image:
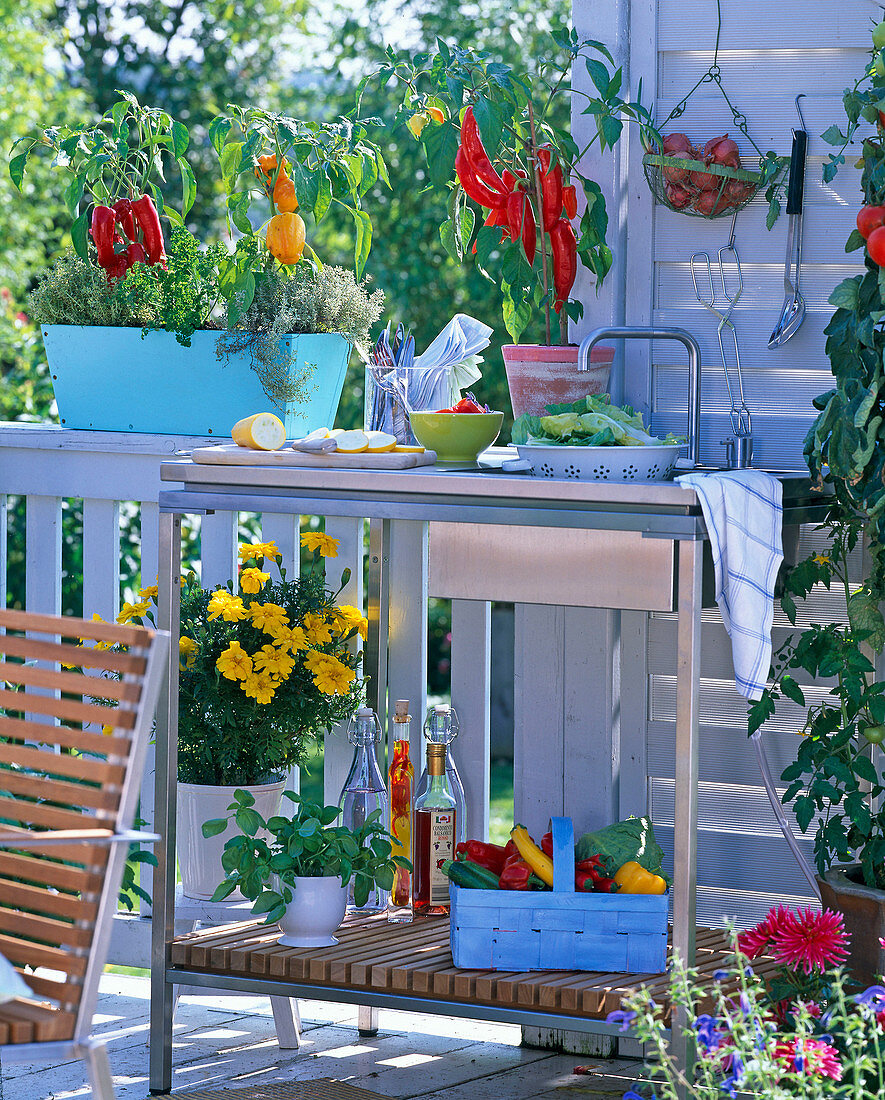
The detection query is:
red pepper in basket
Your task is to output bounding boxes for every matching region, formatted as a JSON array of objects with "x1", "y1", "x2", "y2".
[
  {"x1": 455, "y1": 839, "x2": 509, "y2": 875},
  {"x1": 499, "y1": 856, "x2": 546, "y2": 890},
  {"x1": 576, "y1": 855, "x2": 619, "y2": 893}
]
